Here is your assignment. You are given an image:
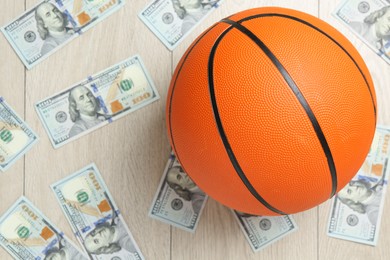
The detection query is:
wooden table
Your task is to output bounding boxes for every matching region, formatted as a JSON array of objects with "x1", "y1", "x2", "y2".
[{"x1": 1, "y1": 0, "x2": 389, "y2": 259}]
